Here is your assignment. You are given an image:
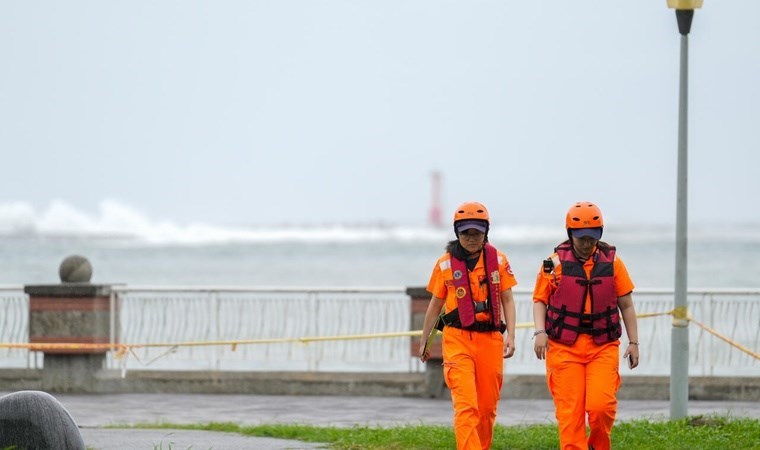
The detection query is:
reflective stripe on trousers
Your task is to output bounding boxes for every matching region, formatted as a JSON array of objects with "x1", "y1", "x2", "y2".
[
  {"x1": 442, "y1": 328, "x2": 504, "y2": 450},
  {"x1": 546, "y1": 334, "x2": 621, "y2": 450}
]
